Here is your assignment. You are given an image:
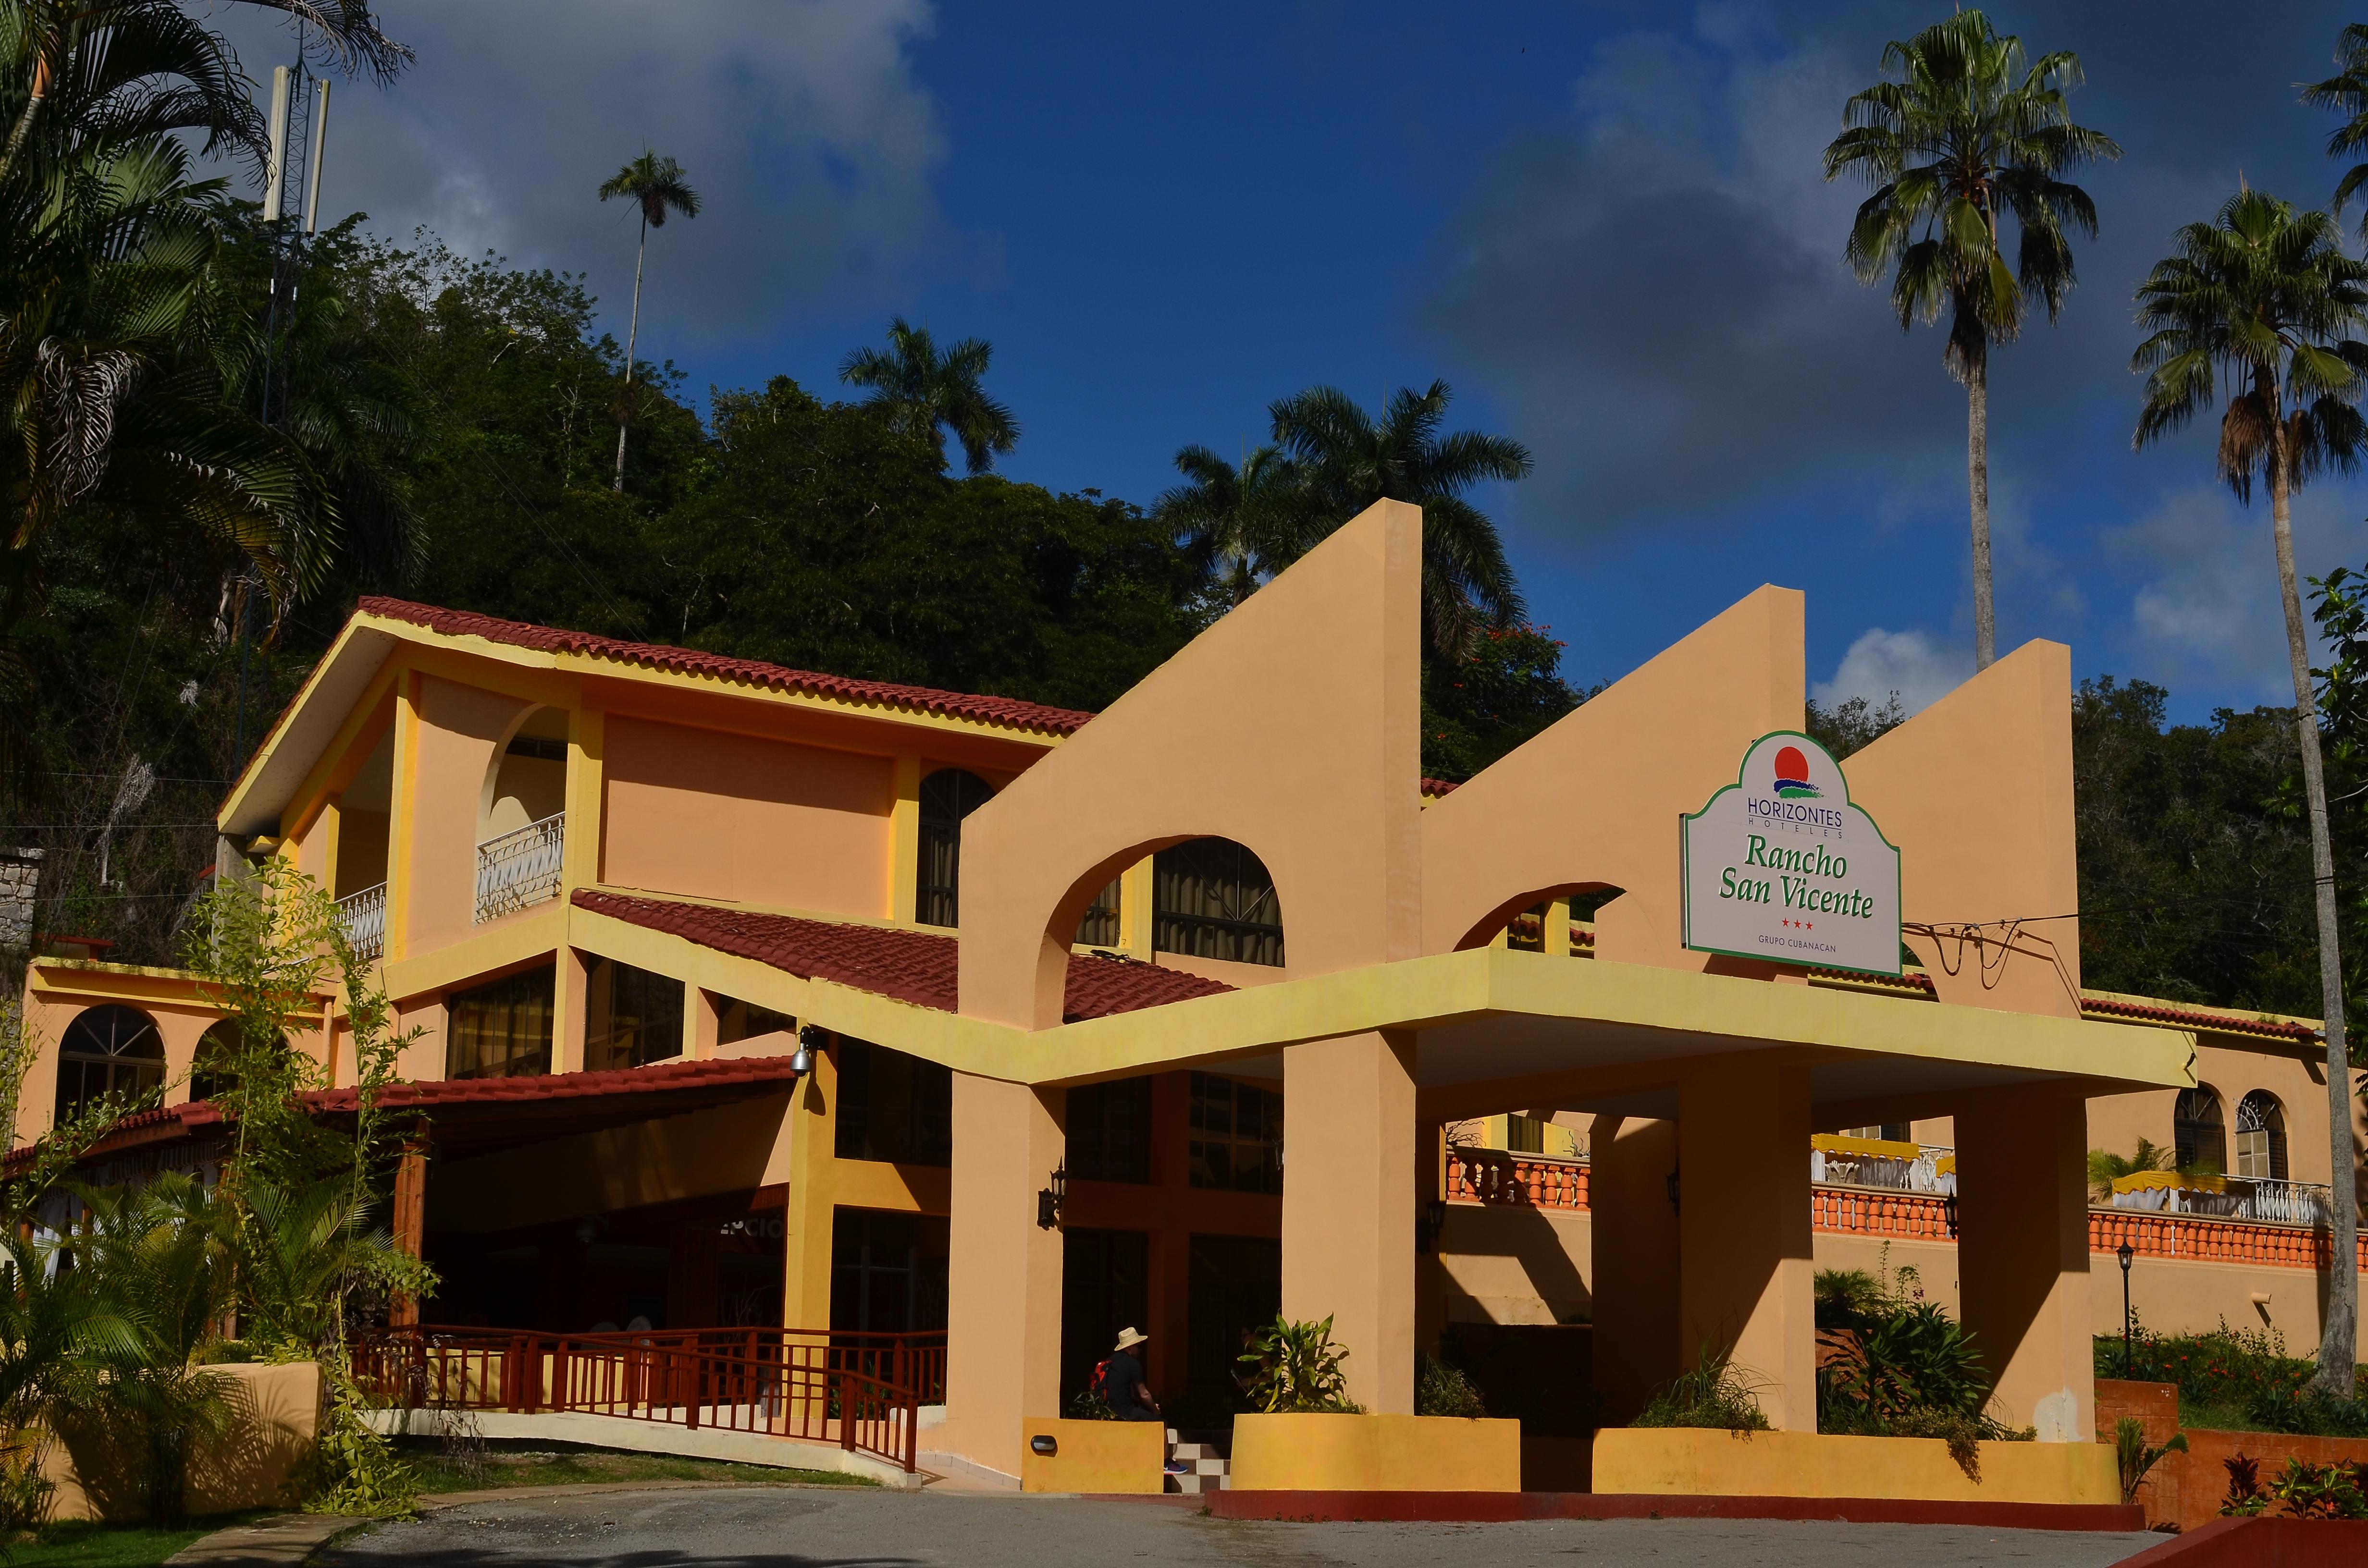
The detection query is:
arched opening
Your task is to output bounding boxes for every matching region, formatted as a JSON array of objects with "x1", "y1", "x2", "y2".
[
  {"x1": 2173, "y1": 1086, "x2": 2226, "y2": 1174},
  {"x1": 1152, "y1": 839, "x2": 1284, "y2": 967},
  {"x1": 54, "y1": 1004, "x2": 164, "y2": 1124},
  {"x1": 189, "y1": 1020, "x2": 291, "y2": 1103},
  {"x1": 1453, "y1": 883, "x2": 1625, "y2": 954},
  {"x1": 480, "y1": 707, "x2": 570, "y2": 843},
  {"x1": 916, "y1": 769, "x2": 995, "y2": 929},
  {"x1": 2234, "y1": 1090, "x2": 2288, "y2": 1180}
]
